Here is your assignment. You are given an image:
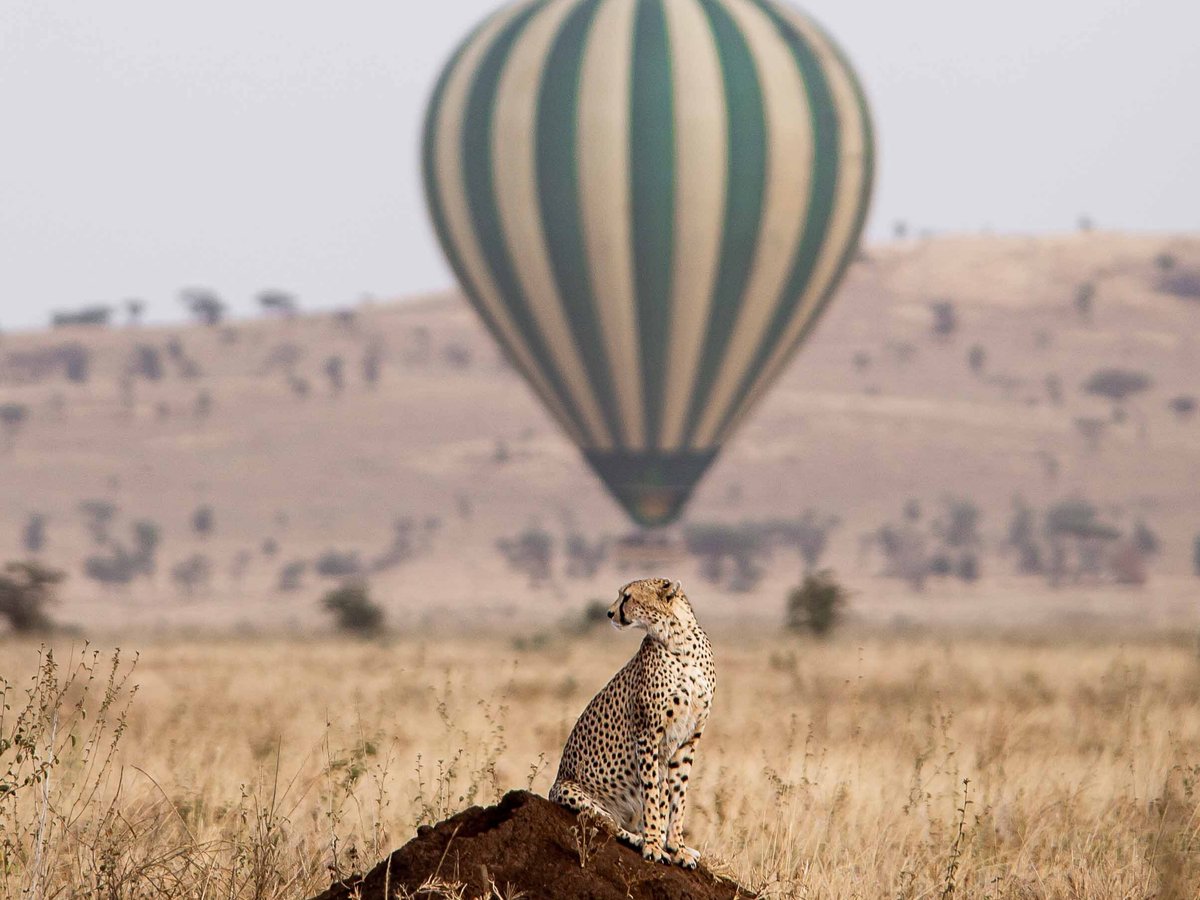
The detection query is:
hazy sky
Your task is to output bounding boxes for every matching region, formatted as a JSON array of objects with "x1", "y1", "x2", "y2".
[{"x1": 1, "y1": 0, "x2": 1197, "y2": 330}]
